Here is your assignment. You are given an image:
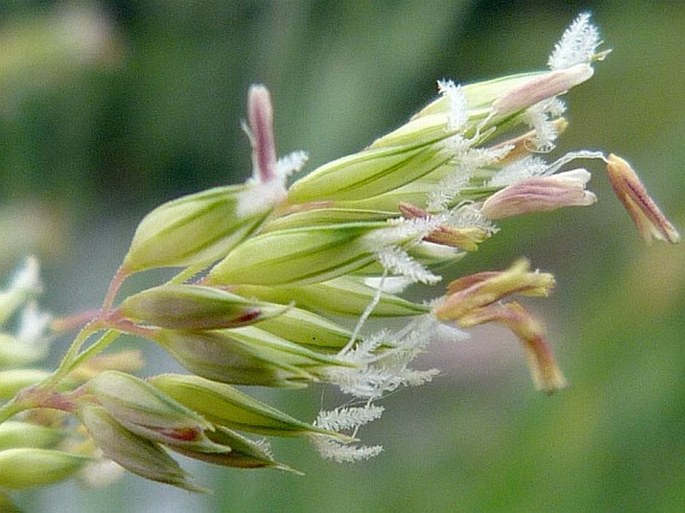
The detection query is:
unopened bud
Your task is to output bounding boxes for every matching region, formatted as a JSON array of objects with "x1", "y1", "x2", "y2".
[
  {"x1": 0, "y1": 421, "x2": 63, "y2": 450},
  {"x1": 78, "y1": 404, "x2": 202, "y2": 491},
  {"x1": 287, "y1": 144, "x2": 451, "y2": 203},
  {"x1": 85, "y1": 371, "x2": 224, "y2": 454},
  {"x1": 606, "y1": 154, "x2": 680, "y2": 244},
  {"x1": 492, "y1": 64, "x2": 594, "y2": 114},
  {"x1": 481, "y1": 169, "x2": 596, "y2": 219},
  {"x1": 149, "y1": 374, "x2": 340, "y2": 438},
  {"x1": 207, "y1": 222, "x2": 384, "y2": 287},
  {"x1": 173, "y1": 426, "x2": 298, "y2": 473},
  {"x1": 123, "y1": 185, "x2": 269, "y2": 273},
  {"x1": 263, "y1": 206, "x2": 396, "y2": 232},
  {"x1": 0, "y1": 369, "x2": 51, "y2": 400},
  {"x1": 258, "y1": 306, "x2": 352, "y2": 350},
  {"x1": 415, "y1": 70, "x2": 546, "y2": 119},
  {"x1": 119, "y1": 284, "x2": 289, "y2": 330},
  {"x1": 235, "y1": 276, "x2": 429, "y2": 318},
  {"x1": 0, "y1": 448, "x2": 90, "y2": 489},
  {"x1": 155, "y1": 327, "x2": 350, "y2": 388}
]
